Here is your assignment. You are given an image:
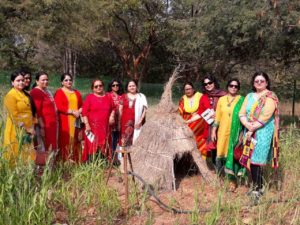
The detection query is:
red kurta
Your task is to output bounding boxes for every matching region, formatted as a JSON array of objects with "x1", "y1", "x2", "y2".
[
  {"x1": 30, "y1": 88, "x2": 58, "y2": 151},
  {"x1": 119, "y1": 94, "x2": 135, "y2": 147},
  {"x1": 54, "y1": 88, "x2": 83, "y2": 162},
  {"x1": 81, "y1": 93, "x2": 113, "y2": 162}
]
